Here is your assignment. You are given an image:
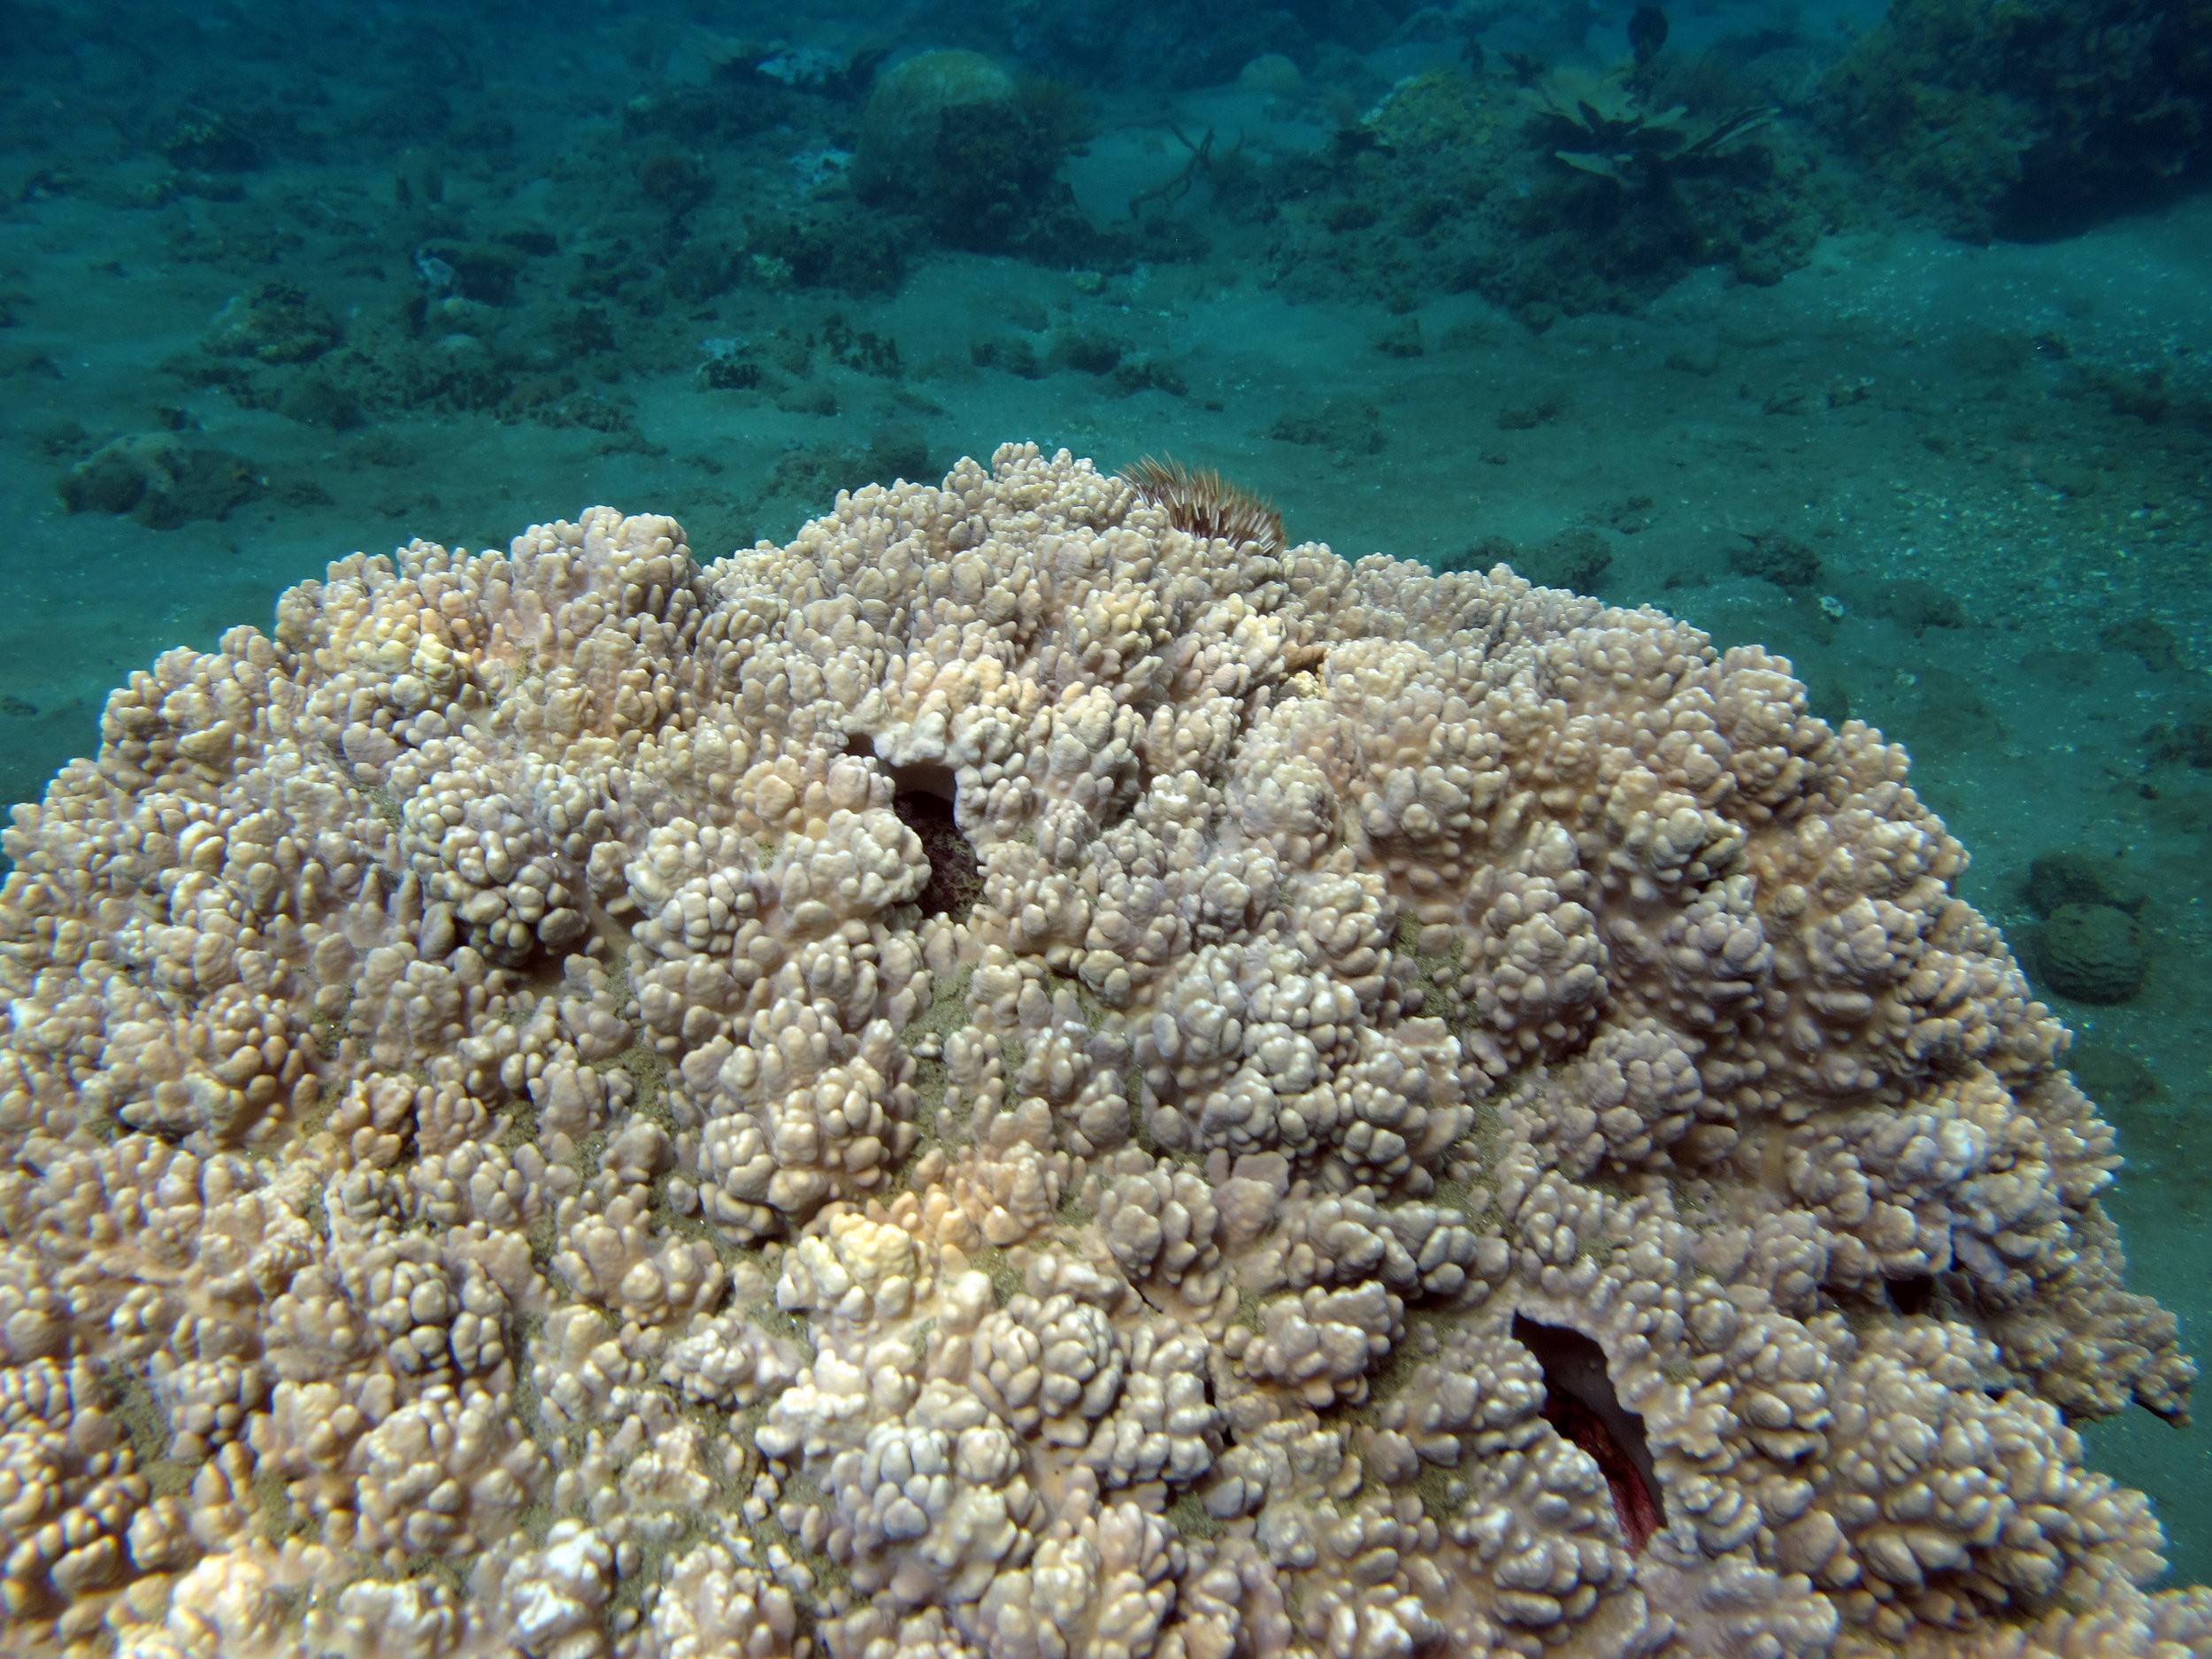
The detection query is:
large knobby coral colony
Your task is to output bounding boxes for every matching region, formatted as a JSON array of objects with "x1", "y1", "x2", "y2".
[{"x1": 0, "y1": 443, "x2": 2202, "y2": 1659}]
